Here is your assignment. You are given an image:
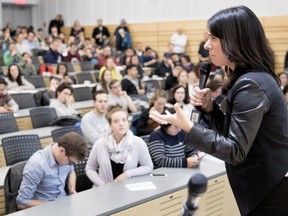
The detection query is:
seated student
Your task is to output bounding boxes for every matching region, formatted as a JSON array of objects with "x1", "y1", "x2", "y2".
[
  {"x1": 49, "y1": 83, "x2": 78, "y2": 117},
  {"x1": 121, "y1": 64, "x2": 145, "y2": 96},
  {"x1": 148, "y1": 108, "x2": 200, "y2": 169},
  {"x1": 5, "y1": 64, "x2": 35, "y2": 91},
  {"x1": 3, "y1": 43, "x2": 21, "y2": 66},
  {"x1": 94, "y1": 69, "x2": 112, "y2": 93},
  {"x1": 16, "y1": 132, "x2": 87, "y2": 210},
  {"x1": 165, "y1": 65, "x2": 182, "y2": 90},
  {"x1": 55, "y1": 63, "x2": 73, "y2": 84},
  {"x1": 0, "y1": 77, "x2": 19, "y2": 112},
  {"x1": 99, "y1": 56, "x2": 122, "y2": 80},
  {"x1": 17, "y1": 52, "x2": 37, "y2": 77},
  {"x1": 136, "y1": 90, "x2": 167, "y2": 136},
  {"x1": 48, "y1": 76, "x2": 61, "y2": 98},
  {"x1": 63, "y1": 43, "x2": 82, "y2": 63},
  {"x1": 167, "y1": 85, "x2": 193, "y2": 120},
  {"x1": 130, "y1": 54, "x2": 143, "y2": 79},
  {"x1": 85, "y1": 104, "x2": 153, "y2": 187},
  {"x1": 81, "y1": 90, "x2": 110, "y2": 146},
  {"x1": 108, "y1": 79, "x2": 137, "y2": 113}
]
